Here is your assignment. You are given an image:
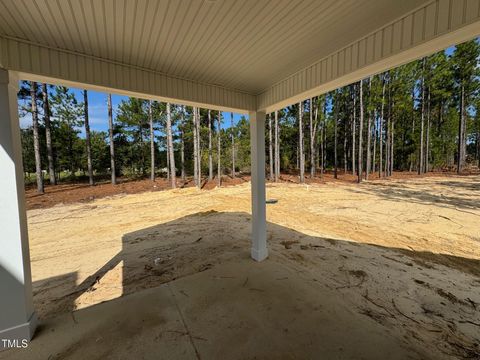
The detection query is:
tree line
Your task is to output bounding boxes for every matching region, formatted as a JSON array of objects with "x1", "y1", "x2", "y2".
[
  {"x1": 20, "y1": 40, "x2": 480, "y2": 193},
  {"x1": 20, "y1": 85, "x2": 250, "y2": 193},
  {"x1": 266, "y1": 39, "x2": 480, "y2": 184}
]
